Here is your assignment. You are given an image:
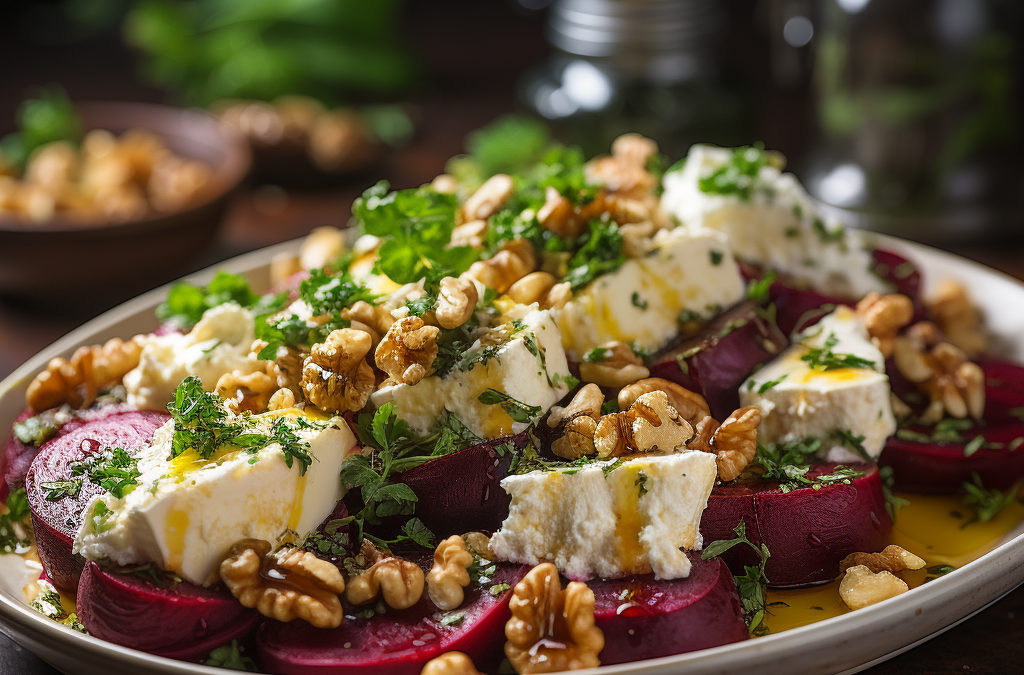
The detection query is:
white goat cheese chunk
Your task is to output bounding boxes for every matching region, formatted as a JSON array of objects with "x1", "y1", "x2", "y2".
[
  {"x1": 124, "y1": 302, "x2": 264, "y2": 410},
  {"x1": 73, "y1": 409, "x2": 357, "y2": 587},
  {"x1": 490, "y1": 451, "x2": 717, "y2": 580},
  {"x1": 554, "y1": 226, "x2": 745, "y2": 361},
  {"x1": 661, "y1": 144, "x2": 890, "y2": 299},
  {"x1": 371, "y1": 309, "x2": 571, "y2": 439},
  {"x1": 740, "y1": 305, "x2": 896, "y2": 460}
]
